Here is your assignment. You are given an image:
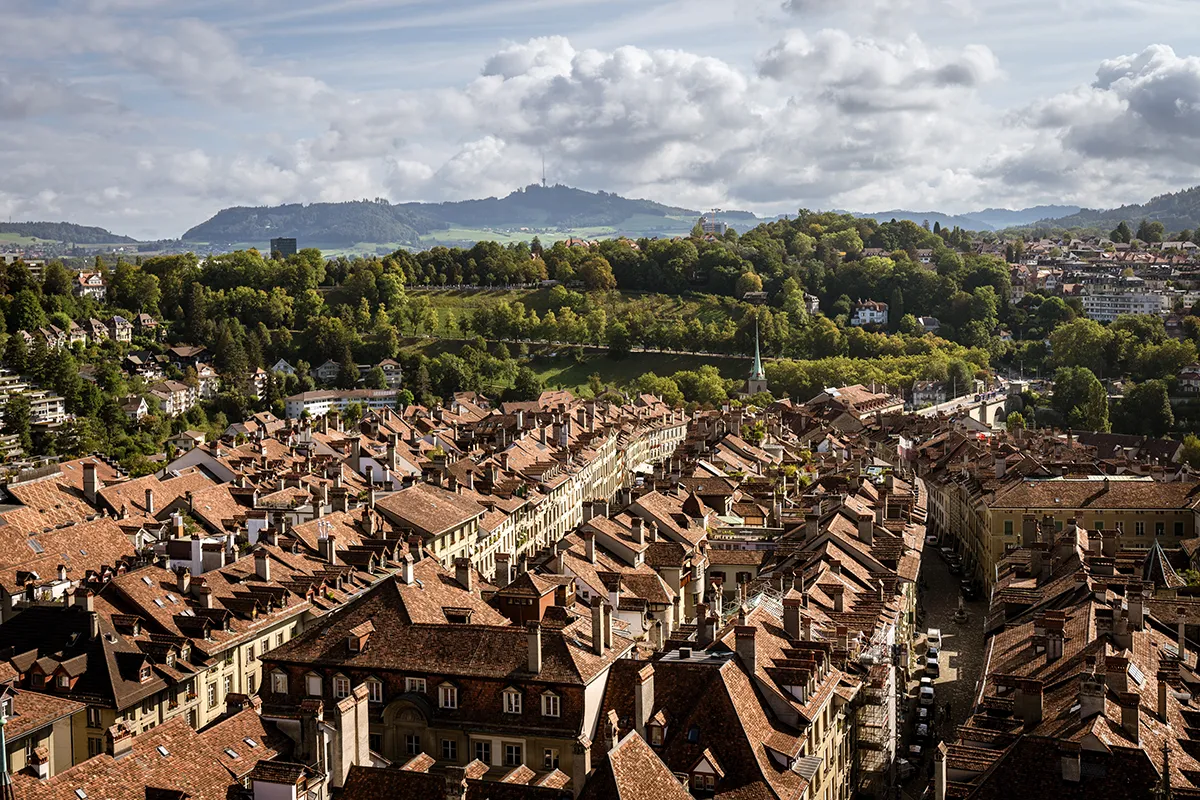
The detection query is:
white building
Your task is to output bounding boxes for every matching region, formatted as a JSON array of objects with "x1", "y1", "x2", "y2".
[
  {"x1": 851, "y1": 300, "x2": 889, "y2": 327},
  {"x1": 1081, "y1": 282, "x2": 1170, "y2": 322},
  {"x1": 284, "y1": 388, "x2": 400, "y2": 419}
]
